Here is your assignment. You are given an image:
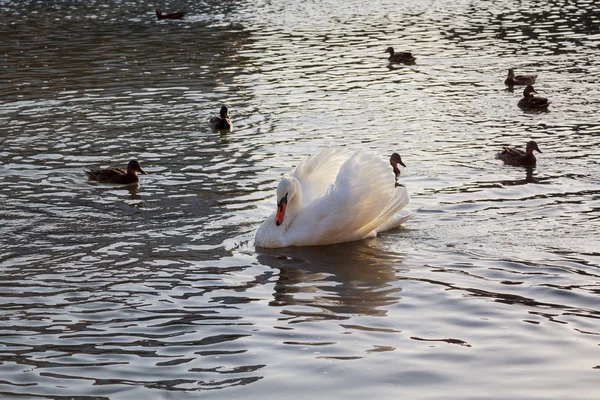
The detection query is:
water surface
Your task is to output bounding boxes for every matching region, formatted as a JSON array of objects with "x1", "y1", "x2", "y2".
[{"x1": 1, "y1": 0, "x2": 599, "y2": 398}]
